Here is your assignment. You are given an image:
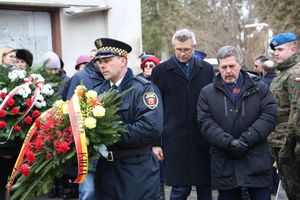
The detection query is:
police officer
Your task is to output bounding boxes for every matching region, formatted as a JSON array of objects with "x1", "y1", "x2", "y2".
[
  {"x1": 93, "y1": 38, "x2": 163, "y2": 200},
  {"x1": 268, "y1": 32, "x2": 300, "y2": 199}
]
